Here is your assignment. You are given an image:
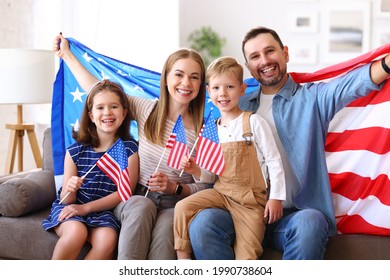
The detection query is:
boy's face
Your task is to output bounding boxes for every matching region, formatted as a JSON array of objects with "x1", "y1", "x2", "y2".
[{"x1": 207, "y1": 73, "x2": 246, "y2": 115}]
